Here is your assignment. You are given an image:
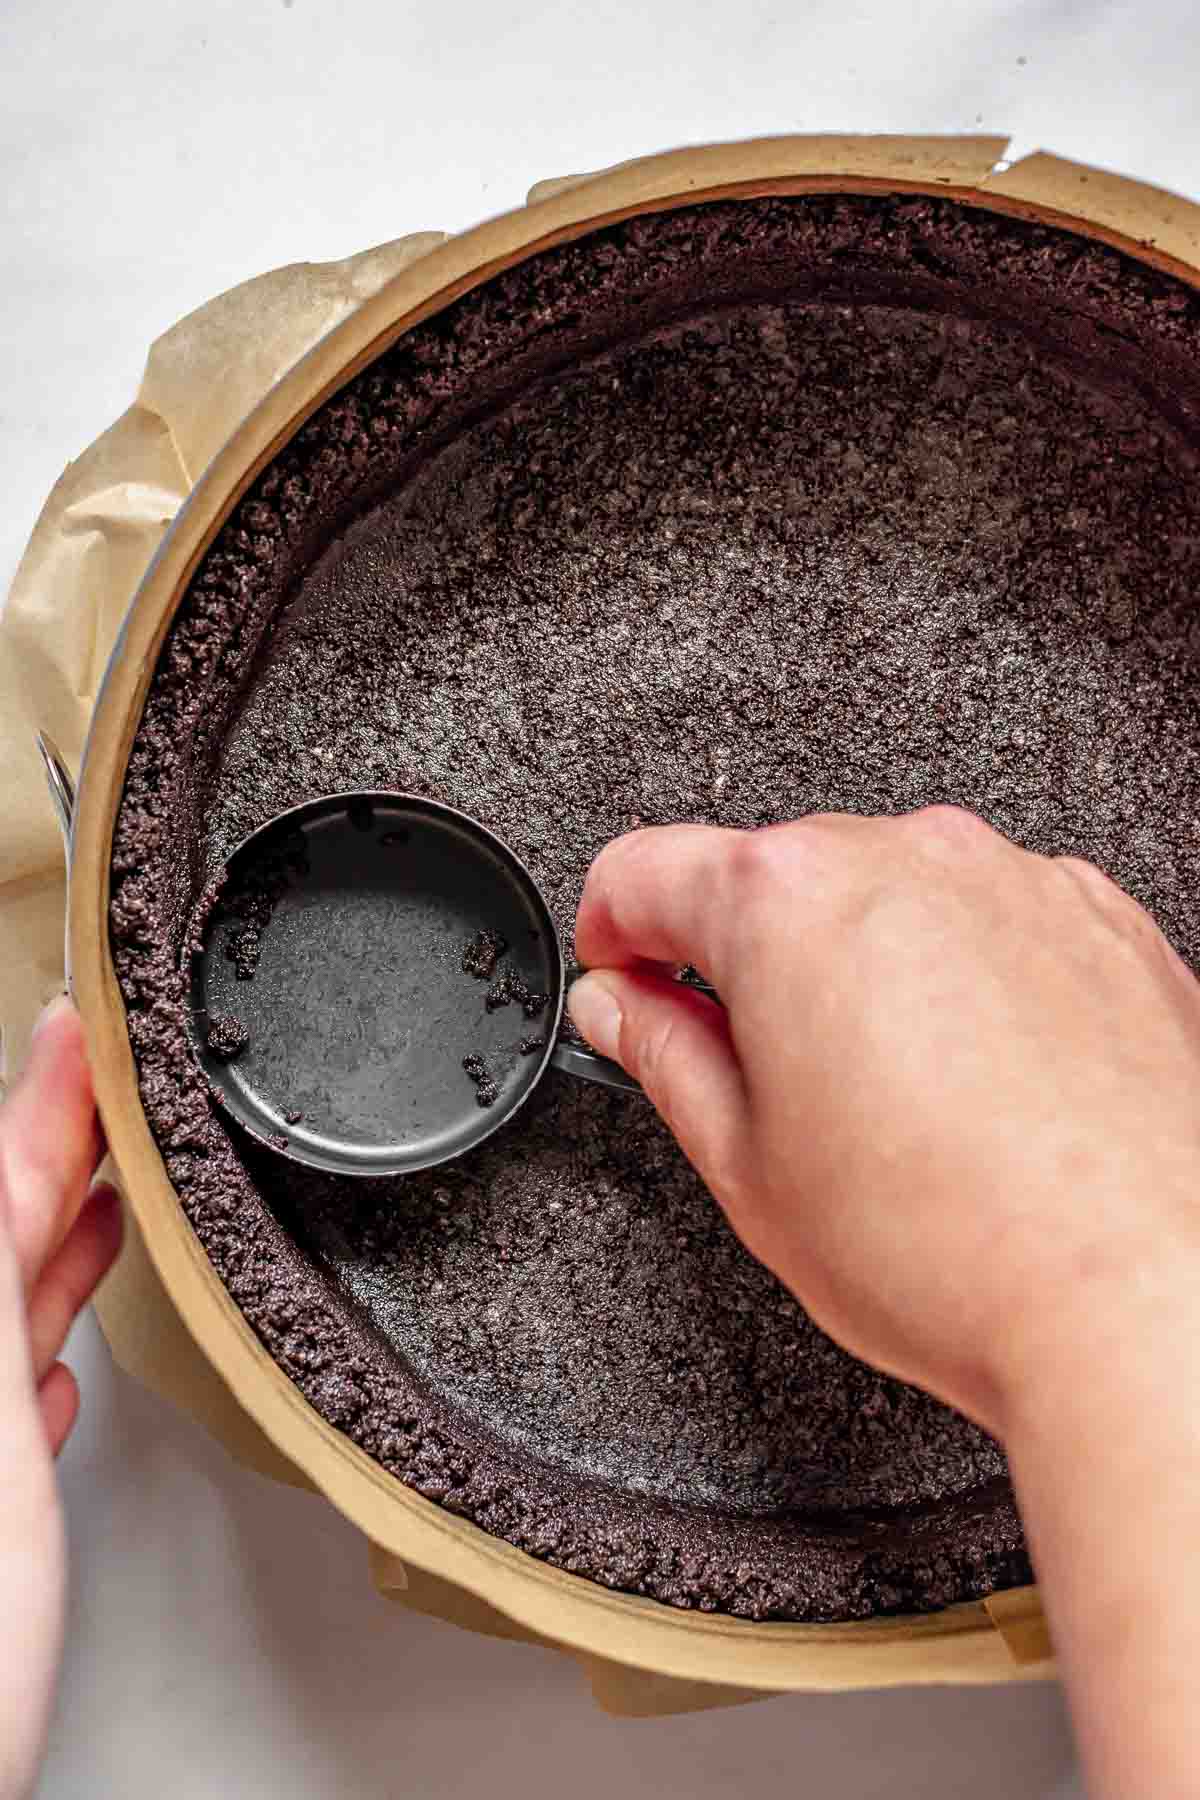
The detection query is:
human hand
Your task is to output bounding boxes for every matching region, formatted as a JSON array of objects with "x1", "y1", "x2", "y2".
[
  {"x1": 0, "y1": 998, "x2": 122, "y2": 1800},
  {"x1": 568, "y1": 807, "x2": 1200, "y2": 1437},
  {"x1": 570, "y1": 808, "x2": 1200, "y2": 1798}
]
